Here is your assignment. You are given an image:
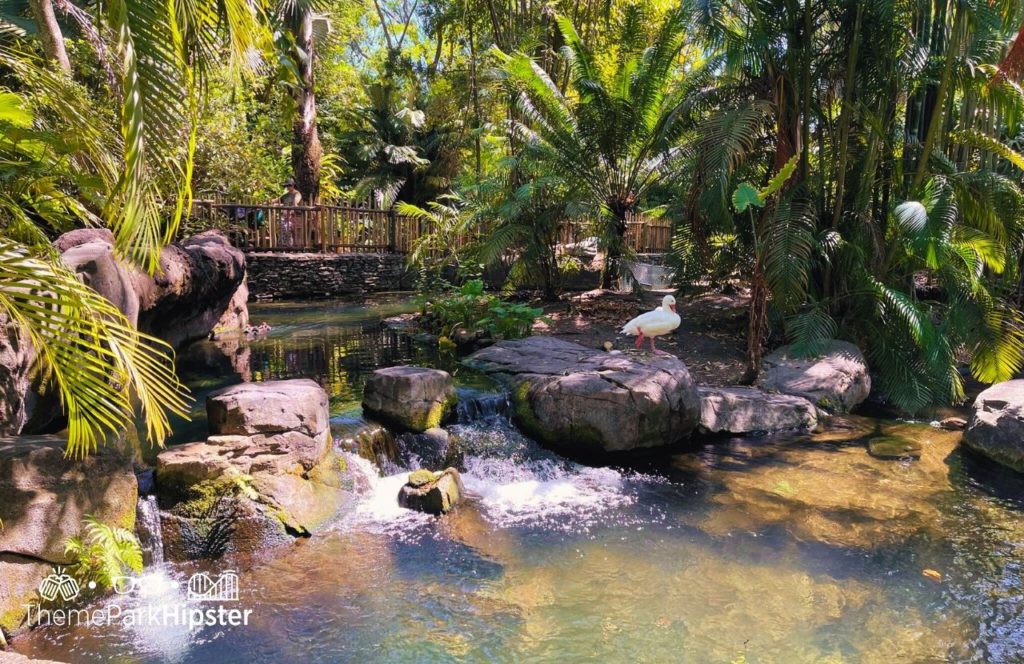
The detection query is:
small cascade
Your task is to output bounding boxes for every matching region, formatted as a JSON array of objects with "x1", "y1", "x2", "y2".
[
  {"x1": 455, "y1": 389, "x2": 512, "y2": 423},
  {"x1": 341, "y1": 450, "x2": 382, "y2": 494},
  {"x1": 135, "y1": 495, "x2": 165, "y2": 566},
  {"x1": 333, "y1": 418, "x2": 399, "y2": 466},
  {"x1": 347, "y1": 414, "x2": 636, "y2": 532}
]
